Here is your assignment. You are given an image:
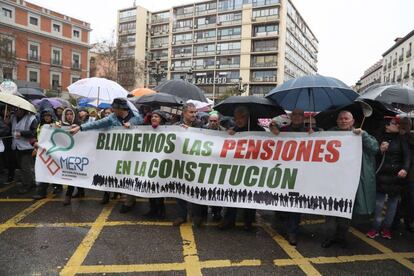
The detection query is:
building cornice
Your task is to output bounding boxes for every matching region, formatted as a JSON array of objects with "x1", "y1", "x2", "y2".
[
  {"x1": 0, "y1": 21, "x2": 91, "y2": 49},
  {"x1": 382, "y1": 29, "x2": 414, "y2": 57}
]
